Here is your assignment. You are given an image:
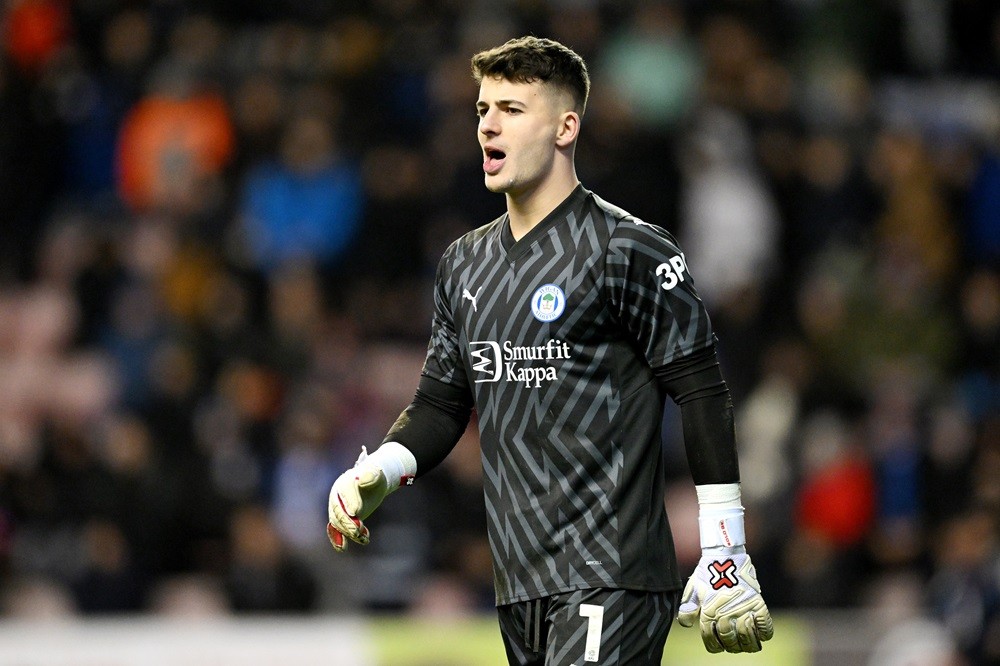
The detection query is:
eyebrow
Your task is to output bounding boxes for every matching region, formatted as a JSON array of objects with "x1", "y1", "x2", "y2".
[{"x1": 477, "y1": 98, "x2": 527, "y2": 108}]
